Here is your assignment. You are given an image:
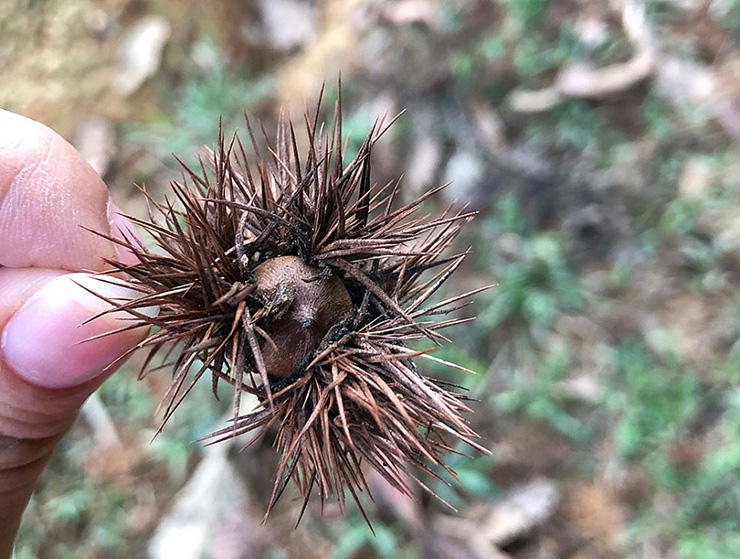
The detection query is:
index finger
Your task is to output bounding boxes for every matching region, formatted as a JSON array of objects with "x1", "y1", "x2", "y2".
[{"x1": 0, "y1": 109, "x2": 118, "y2": 272}]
